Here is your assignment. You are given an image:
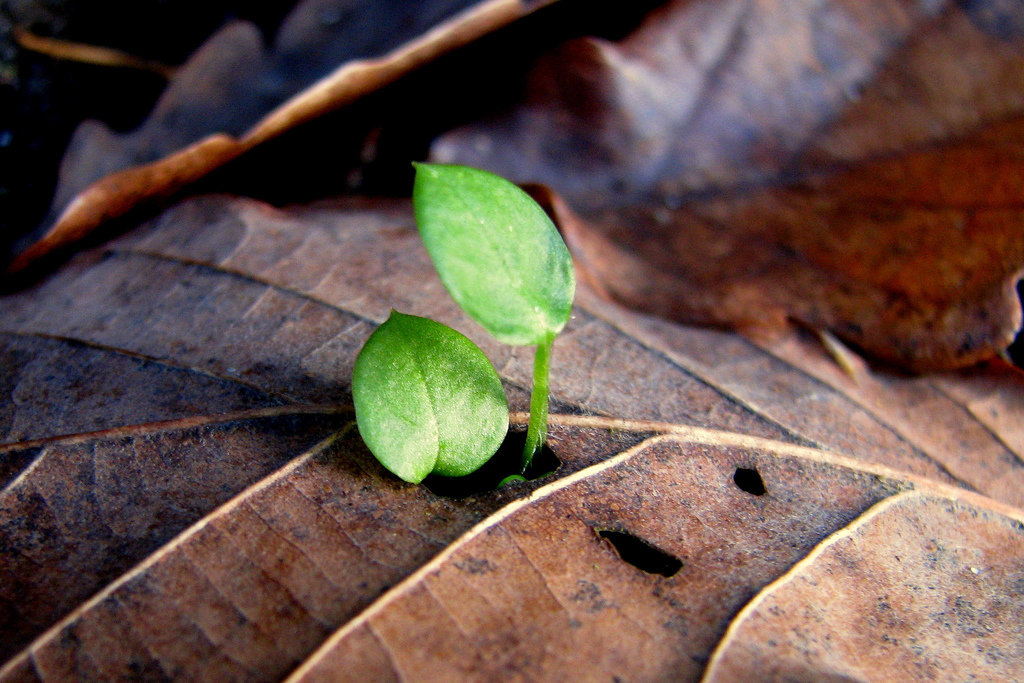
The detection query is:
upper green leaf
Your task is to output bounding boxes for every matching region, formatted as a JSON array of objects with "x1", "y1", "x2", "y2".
[
  {"x1": 352, "y1": 311, "x2": 509, "y2": 483},
  {"x1": 413, "y1": 163, "x2": 575, "y2": 346}
]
